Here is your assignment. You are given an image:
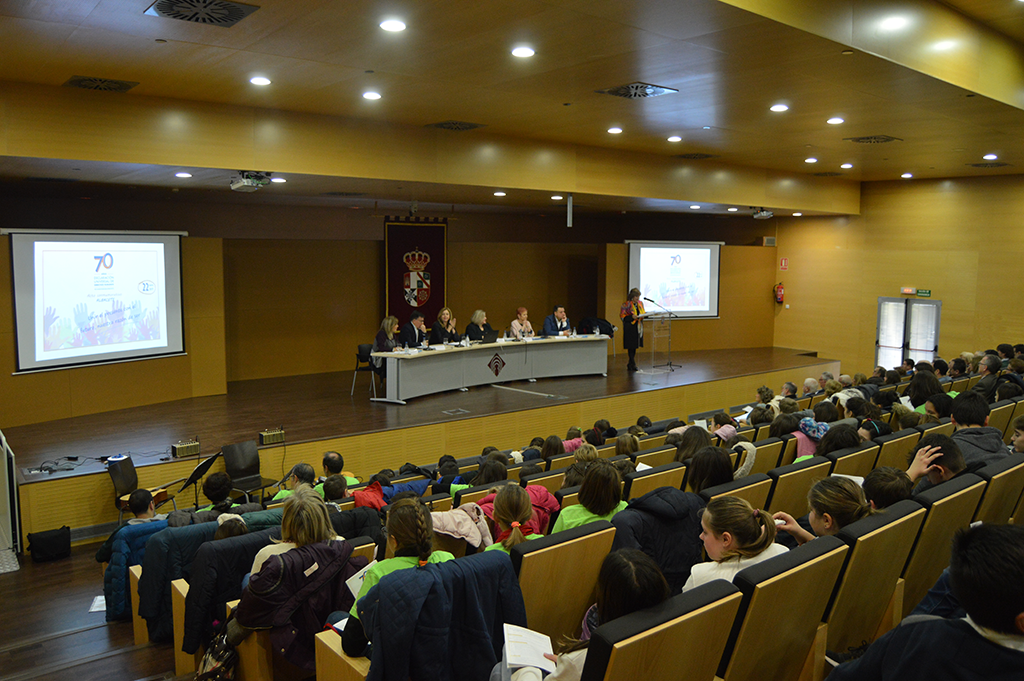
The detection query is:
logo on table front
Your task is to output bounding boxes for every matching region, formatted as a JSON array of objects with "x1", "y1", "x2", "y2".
[
  {"x1": 402, "y1": 248, "x2": 431, "y2": 307},
  {"x1": 488, "y1": 353, "x2": 506, "y2": 377}
]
